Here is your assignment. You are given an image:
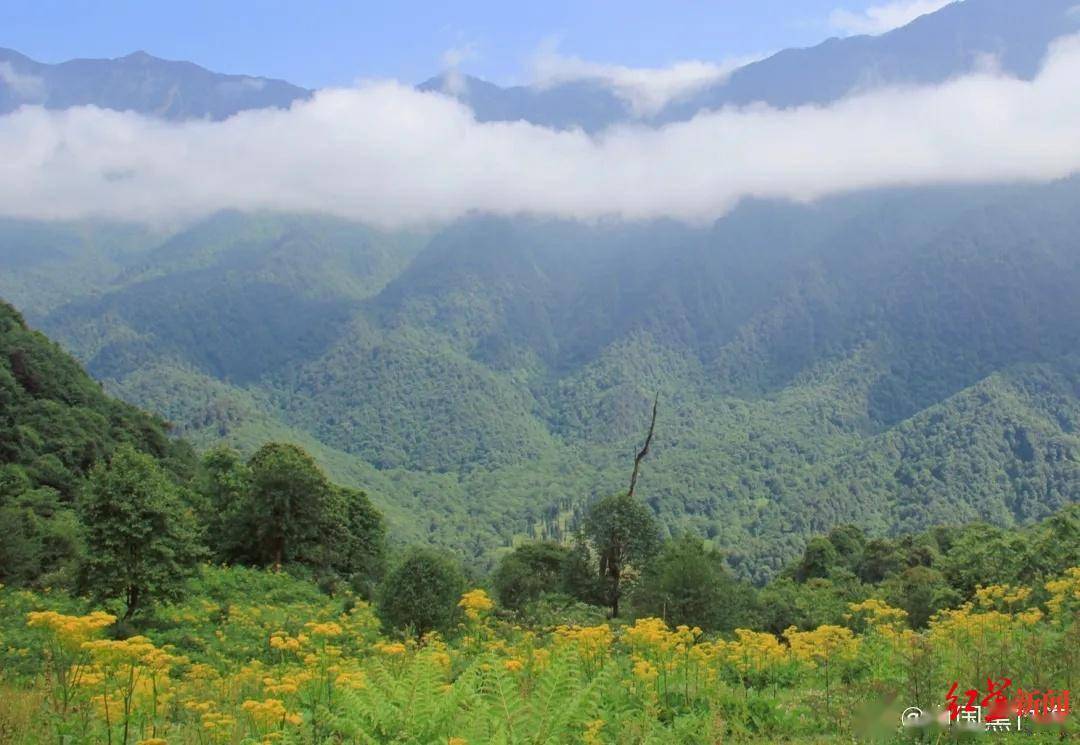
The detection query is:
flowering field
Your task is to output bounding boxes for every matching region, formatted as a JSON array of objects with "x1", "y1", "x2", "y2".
[{"x1": 0, "y1": 566, "x2": 1077, "y2": 744}]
